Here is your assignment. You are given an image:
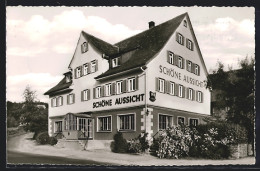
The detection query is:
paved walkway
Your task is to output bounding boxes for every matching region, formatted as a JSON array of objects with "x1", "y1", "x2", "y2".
[{"x1": 7, "y1": 133, "x2": 255, "y2": 166}]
